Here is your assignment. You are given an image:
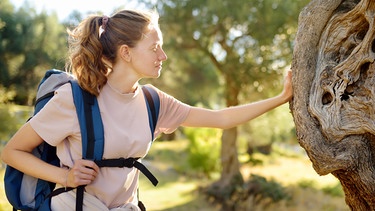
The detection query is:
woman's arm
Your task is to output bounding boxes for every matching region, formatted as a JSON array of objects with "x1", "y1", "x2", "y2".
[
  {"x1": 182, "y1": 70, "x2": 293, "y2": 129},
  {"x1": 1, "y1": 122, "x2": 99, "y2": 188}
]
